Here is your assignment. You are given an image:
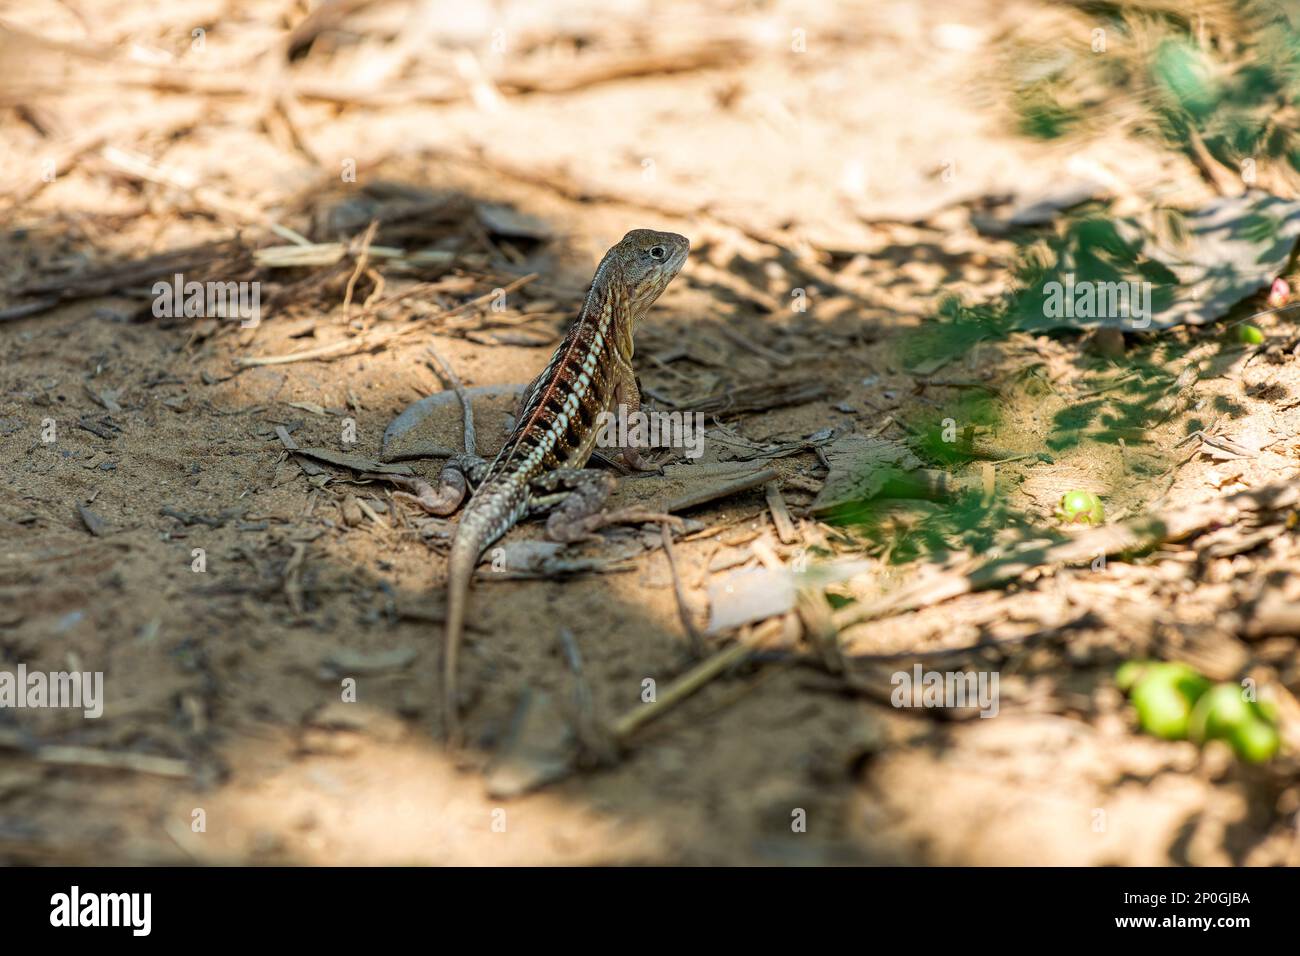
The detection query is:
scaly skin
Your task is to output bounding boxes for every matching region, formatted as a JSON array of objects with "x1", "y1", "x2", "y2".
[{"x1": 443, "y1": 229, "x2": 690, "y2": 740}]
